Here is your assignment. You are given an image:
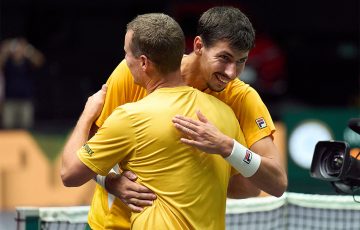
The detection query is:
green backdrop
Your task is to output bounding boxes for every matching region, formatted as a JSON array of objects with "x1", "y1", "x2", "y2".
[{"x1": 283, "y1": 108, "x2": 360, "y2": 194}]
